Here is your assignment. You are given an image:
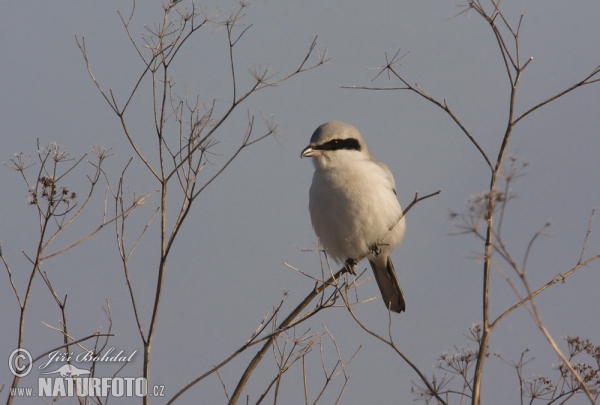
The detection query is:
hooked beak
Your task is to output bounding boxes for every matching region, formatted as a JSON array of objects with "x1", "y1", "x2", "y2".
[{"x1": 301, "y1": 145, "x2": 317, "y2": 158}]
